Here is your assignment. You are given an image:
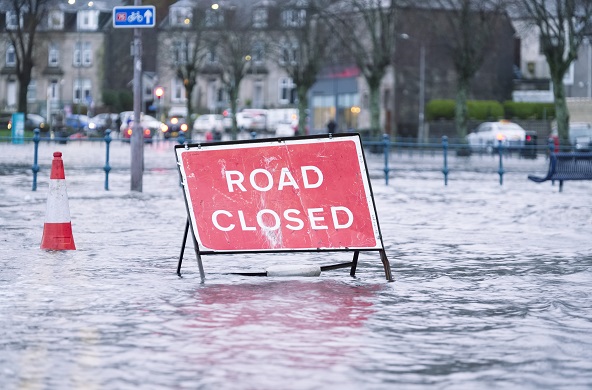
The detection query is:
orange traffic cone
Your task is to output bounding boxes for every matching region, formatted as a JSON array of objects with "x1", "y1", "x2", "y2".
[{"x1": 41, "y1": 151, "x2": 76, "y2": 250}]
